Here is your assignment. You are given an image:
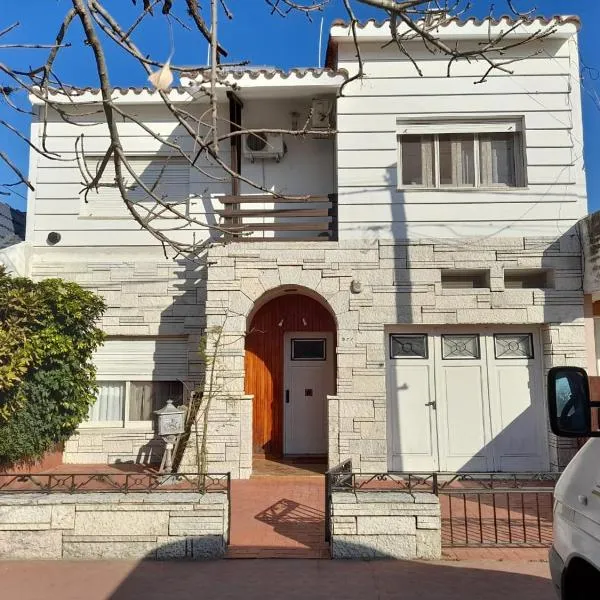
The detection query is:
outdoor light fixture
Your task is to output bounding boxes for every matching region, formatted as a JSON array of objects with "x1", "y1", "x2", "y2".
[
  {"x1": 154, "y1": 399, "x2": 186, "y2": 474},
  {"x1": 350, "y1": 279, "x2": 363, "y2": 294}
]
